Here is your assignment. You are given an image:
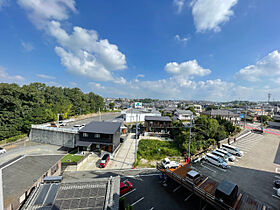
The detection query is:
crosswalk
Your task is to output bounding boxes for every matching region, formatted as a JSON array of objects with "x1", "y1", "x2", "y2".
[{"x1": 232, "y1": 133, "x2": 263, "y2": 153}]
